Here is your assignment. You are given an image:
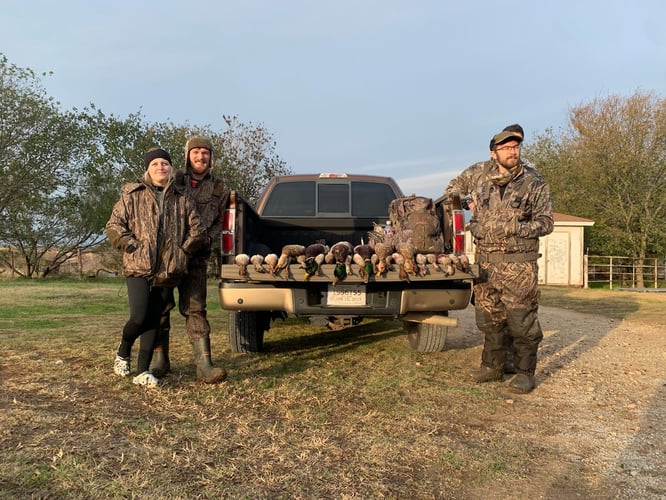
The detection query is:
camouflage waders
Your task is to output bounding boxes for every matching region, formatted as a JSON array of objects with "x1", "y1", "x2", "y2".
[{"x1": 473, "y1": 259, "x2": 543, "y2": 375}]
